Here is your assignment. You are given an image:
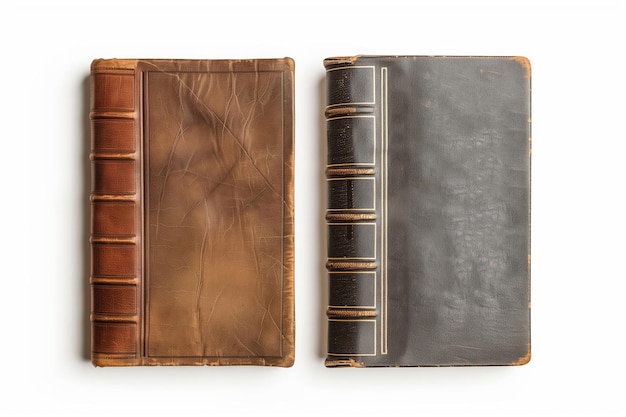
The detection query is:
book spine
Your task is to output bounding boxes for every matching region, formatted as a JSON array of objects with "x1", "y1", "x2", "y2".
[
  {"x1": 324, "y1": 58, "x2": 383, "y2": 366},
  {"x1": 90, "y1": 61, "x2": 141, "y2": 366}
]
